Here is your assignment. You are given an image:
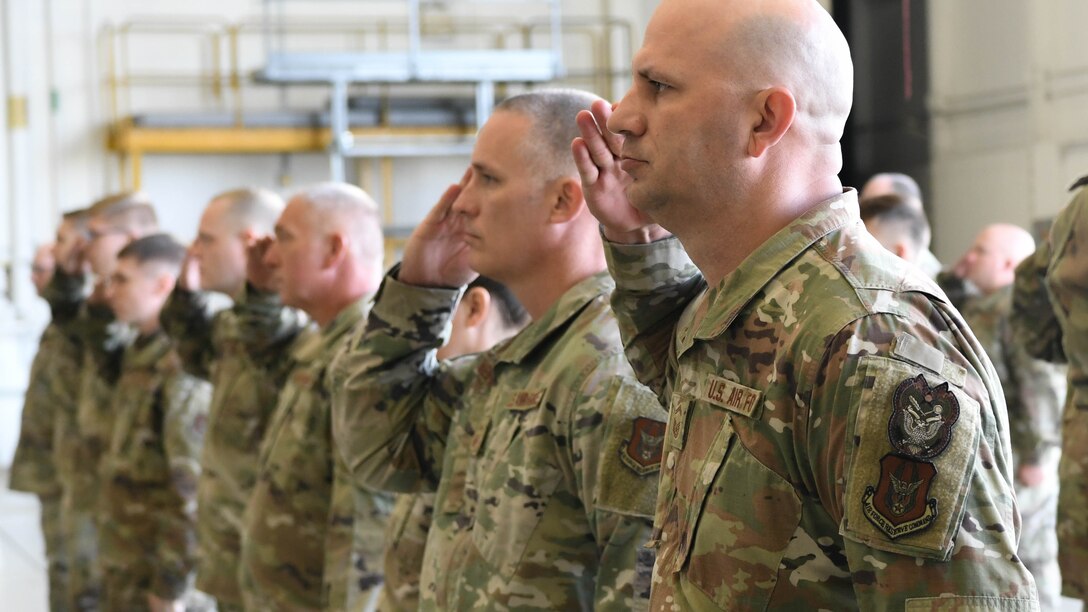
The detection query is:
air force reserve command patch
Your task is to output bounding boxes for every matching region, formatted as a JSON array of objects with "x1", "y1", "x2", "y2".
[
  {"x1": 862, "y1": 454, "x2": 938, "y2": 539},
  {"x1": 622, "y1": 417, "x2": 666, "y2": 476}
]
